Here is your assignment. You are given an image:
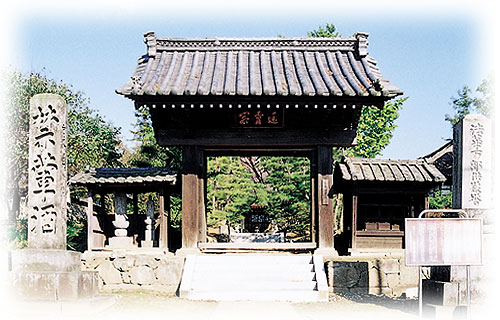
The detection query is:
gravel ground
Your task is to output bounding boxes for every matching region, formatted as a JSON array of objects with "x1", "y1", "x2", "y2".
[{"x1": 95, "y1": 290, "x2": 420, "y2": 320}]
